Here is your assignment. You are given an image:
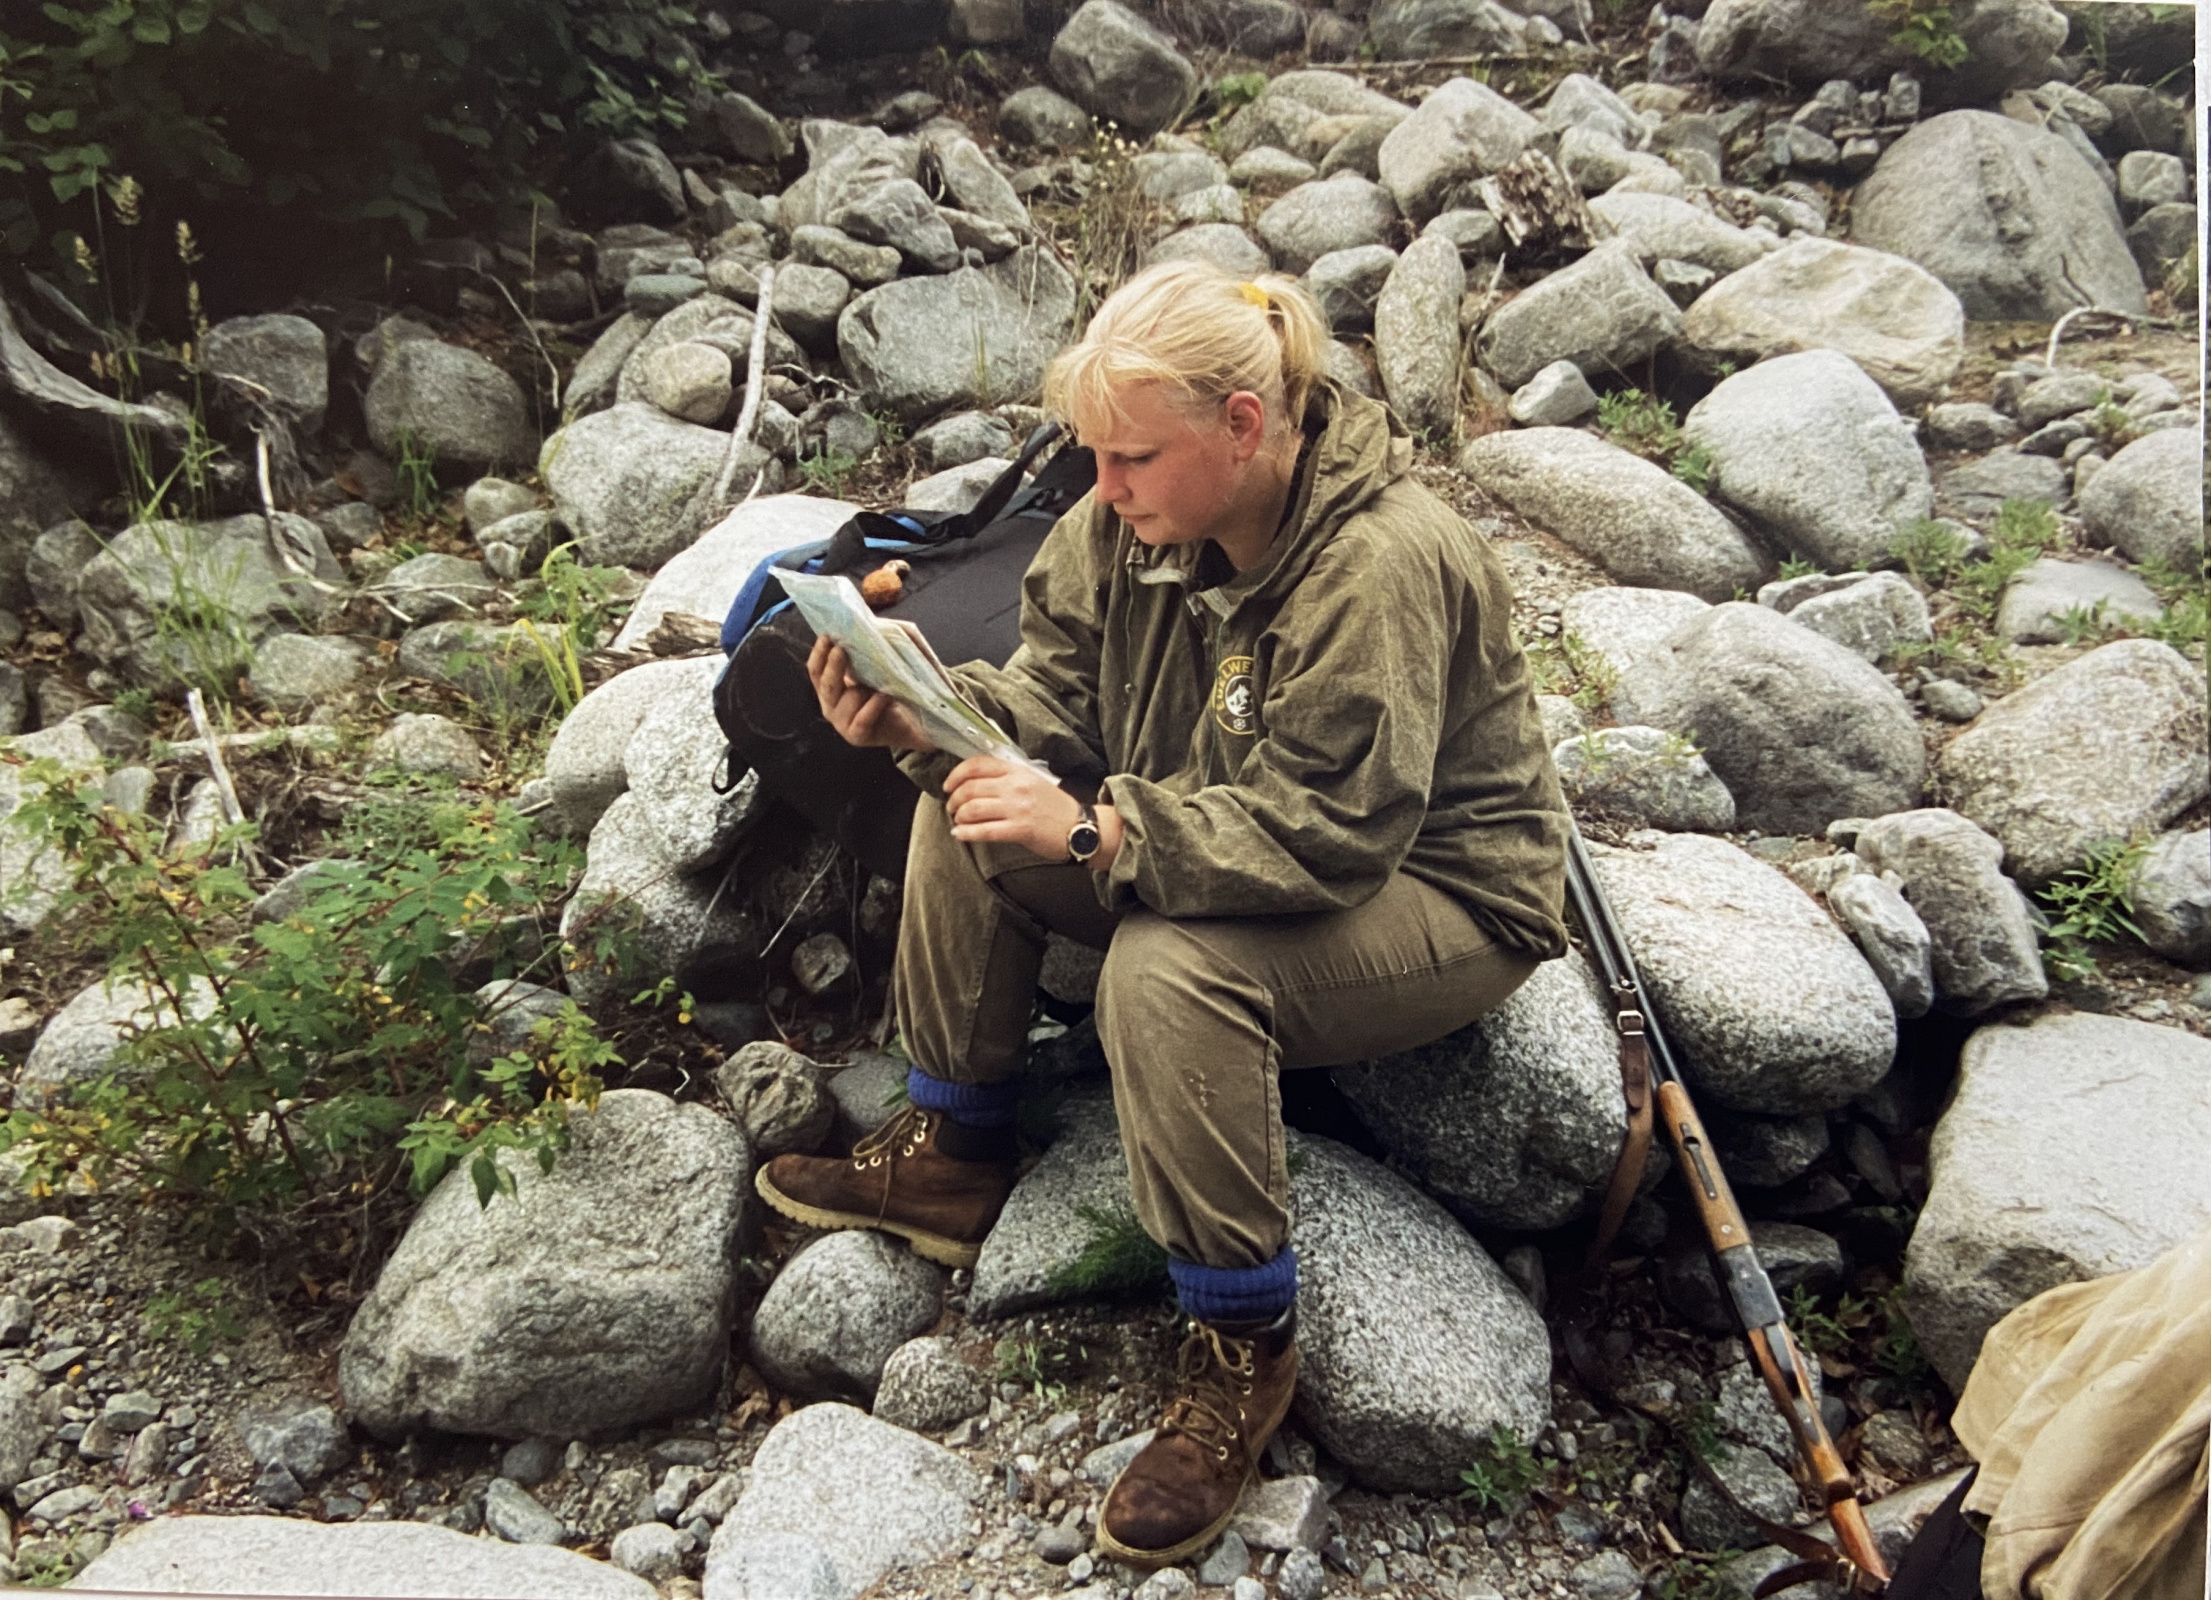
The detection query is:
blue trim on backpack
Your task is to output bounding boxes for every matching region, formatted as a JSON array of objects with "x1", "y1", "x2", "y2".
[{"x1": 719, "y1": 532, "x2": 937, "y2": 653}]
